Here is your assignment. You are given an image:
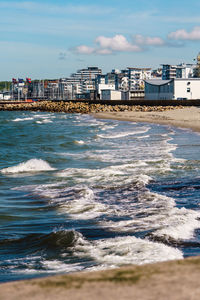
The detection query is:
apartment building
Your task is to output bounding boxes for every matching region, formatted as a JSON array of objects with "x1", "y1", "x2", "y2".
[{"x1": 128, "y1": 68, "x2": 152, "y2": 90}]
